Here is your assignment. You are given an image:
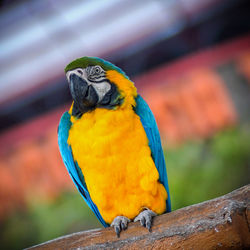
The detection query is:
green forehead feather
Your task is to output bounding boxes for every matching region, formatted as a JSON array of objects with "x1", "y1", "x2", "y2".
[{"x1": 64, "y1": 57, "x2": 127, "y2": 77}]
